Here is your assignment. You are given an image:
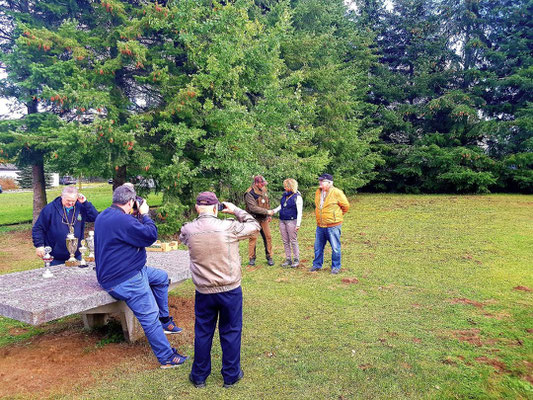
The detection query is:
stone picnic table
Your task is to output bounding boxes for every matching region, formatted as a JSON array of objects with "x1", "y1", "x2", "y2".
[{"x1": 0, "y1": 250, "x2": 191, "y2": 342}]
